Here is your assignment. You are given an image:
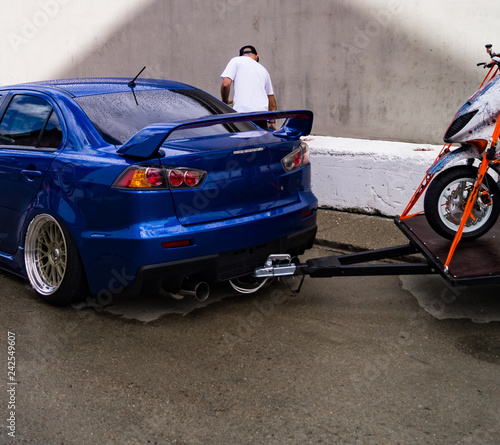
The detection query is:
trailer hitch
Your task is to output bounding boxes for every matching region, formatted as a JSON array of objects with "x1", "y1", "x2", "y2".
[
  {"x1": 253, "y1": 254, "x2": 300, "y2": 278},
  {"x1": 252, "y1": 254, "x2": 307, "y2": 294}
]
